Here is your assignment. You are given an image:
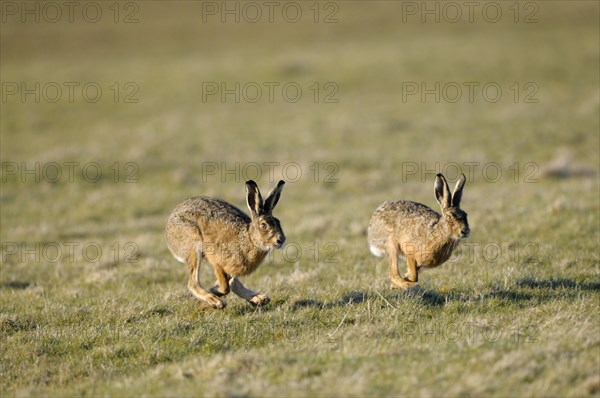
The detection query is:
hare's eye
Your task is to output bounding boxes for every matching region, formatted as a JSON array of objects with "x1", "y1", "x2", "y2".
[{"x1": 259, "y1": 222, "x2": 268, "y2": 231}]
